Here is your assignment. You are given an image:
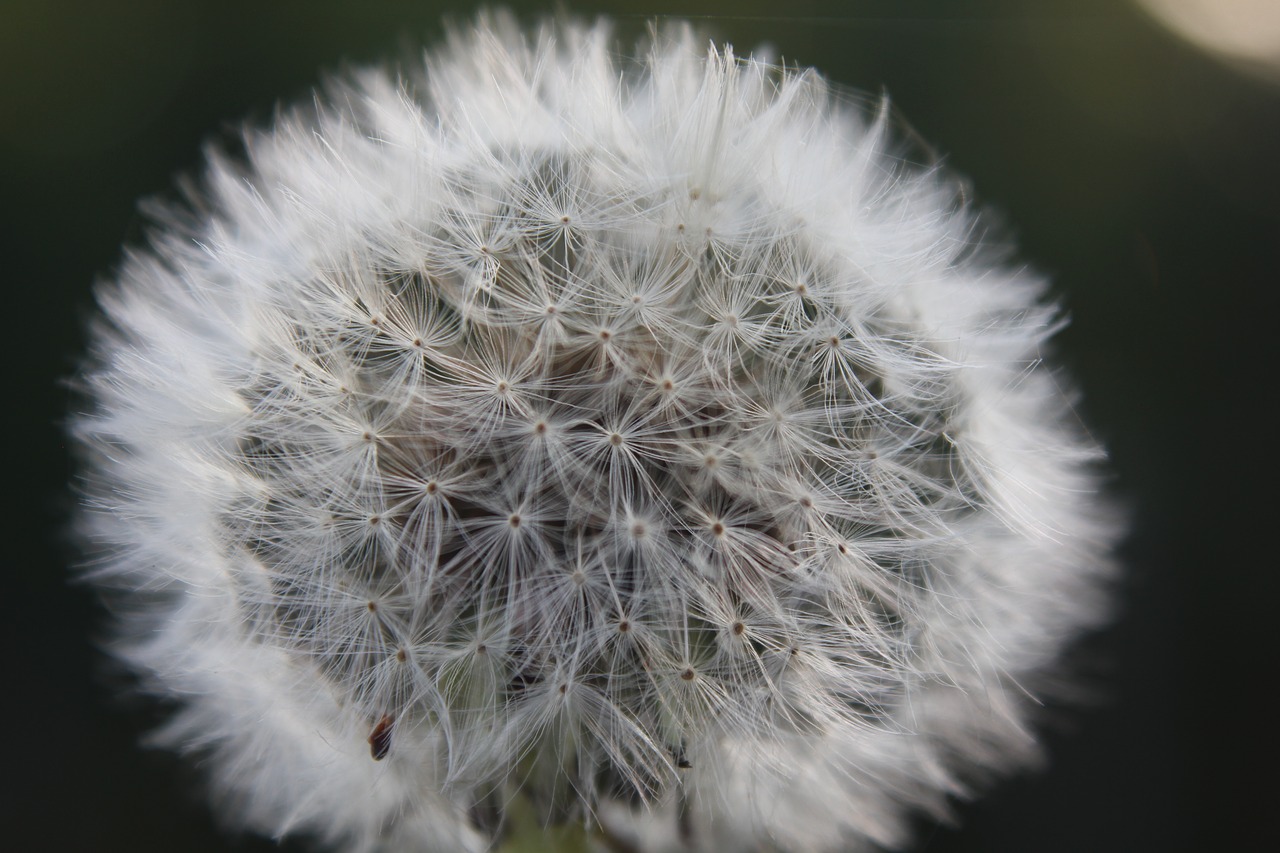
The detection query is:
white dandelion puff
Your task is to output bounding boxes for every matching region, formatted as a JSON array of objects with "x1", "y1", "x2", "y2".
[{"x1": 73, "y1": 12, "x2": 1118, "y2": 853}]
